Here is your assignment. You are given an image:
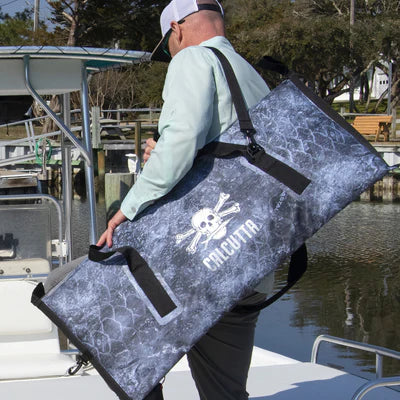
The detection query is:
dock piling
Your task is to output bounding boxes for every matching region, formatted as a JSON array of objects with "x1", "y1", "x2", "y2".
[{"x1": 105, "y1": 172, "x2": 136, "y2": 221}]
